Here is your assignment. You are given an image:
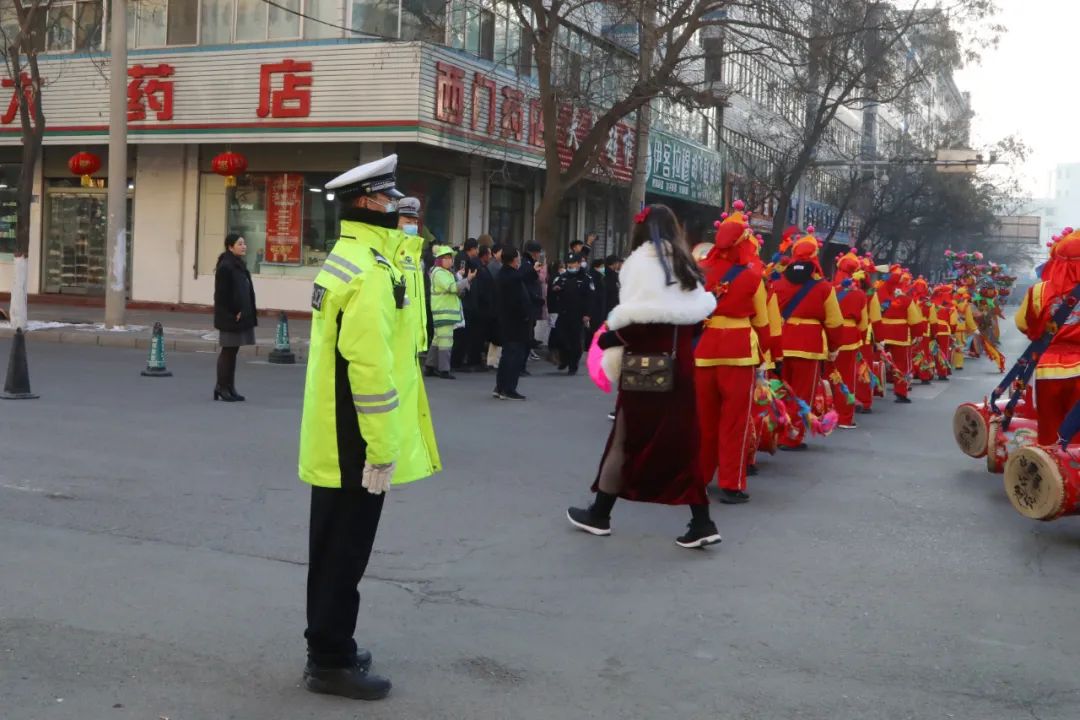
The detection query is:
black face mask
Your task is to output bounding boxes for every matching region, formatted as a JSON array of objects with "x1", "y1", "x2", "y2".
[{"x1": 342, "y1": 206, "x2": 400, "y2": 230}]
